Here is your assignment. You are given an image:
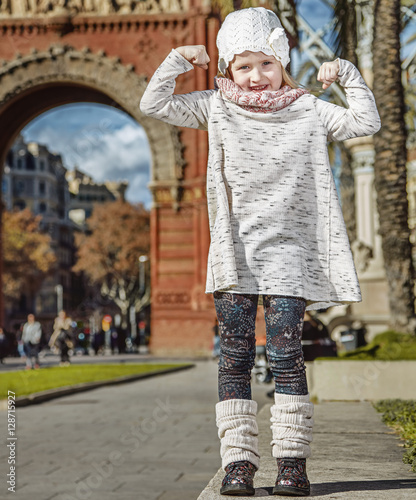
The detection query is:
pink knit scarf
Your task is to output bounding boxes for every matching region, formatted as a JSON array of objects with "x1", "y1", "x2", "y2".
[{"x1": 216, "y1": 77, "x2": 308, "y2": 113}]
